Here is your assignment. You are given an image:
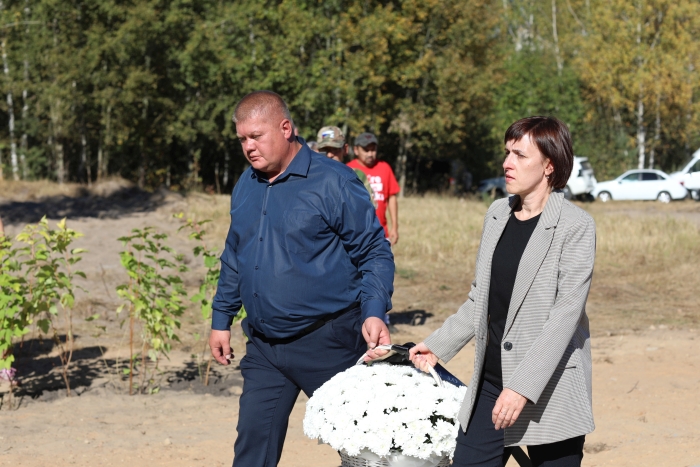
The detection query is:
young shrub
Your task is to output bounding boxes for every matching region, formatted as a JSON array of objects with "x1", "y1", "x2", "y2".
[
  {"x1": 0, "y1": 235, "x2": 27, "y2": 372},
  {"x1": 13, "y1": 217, "x2": 86, "y2": 396},
  {"x1": 176, "y1": 213, "x2": 246, "y2": 385},
  {"x1": 116, "y1": 227, "x2": 188, "y2": 395}
]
